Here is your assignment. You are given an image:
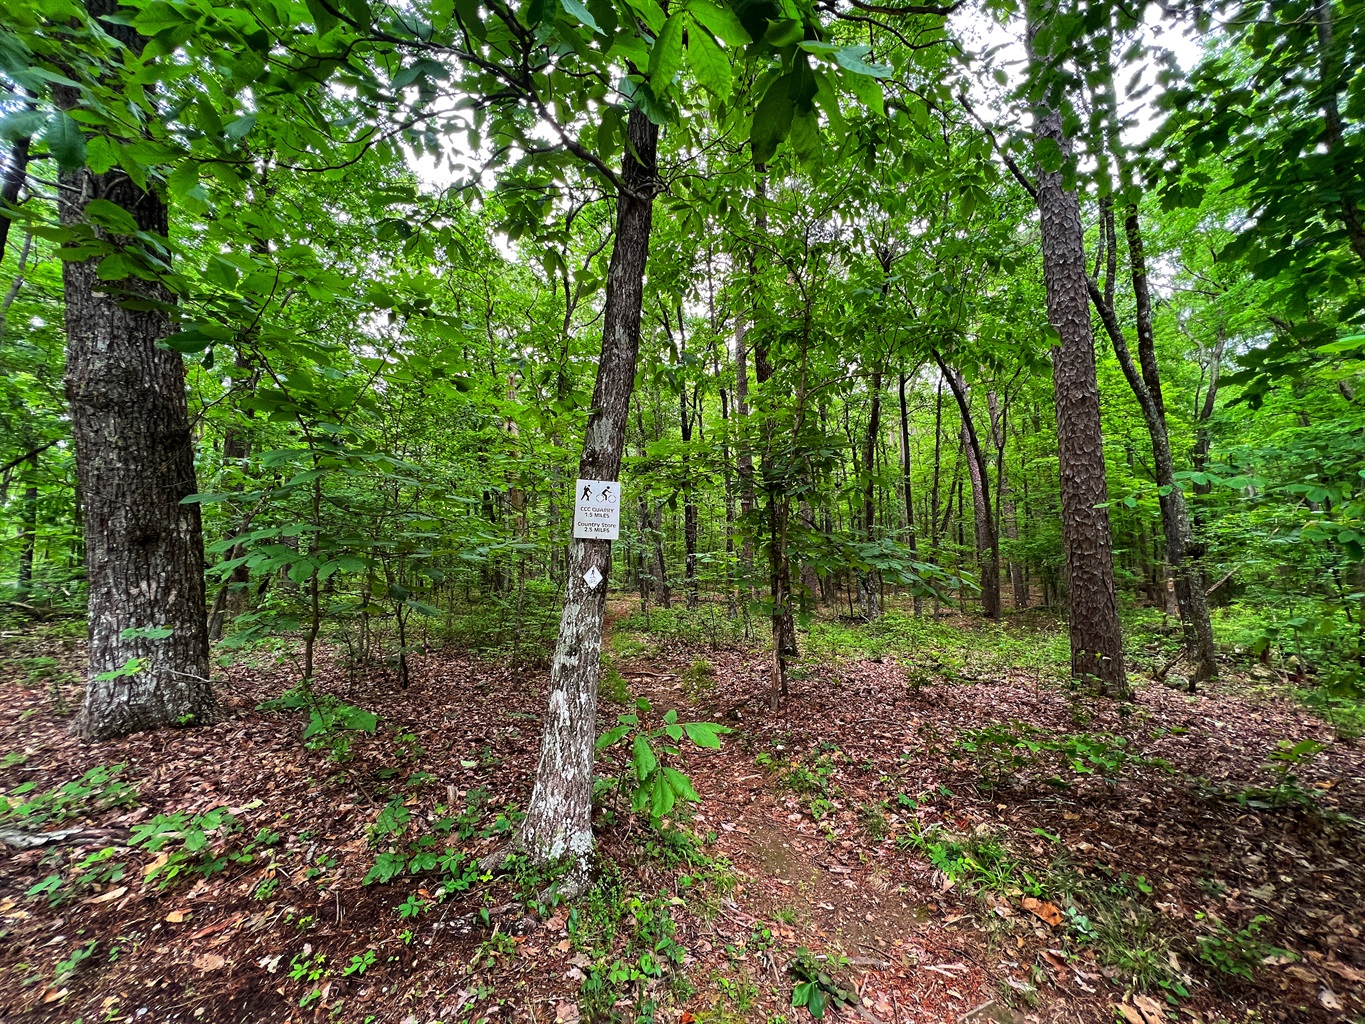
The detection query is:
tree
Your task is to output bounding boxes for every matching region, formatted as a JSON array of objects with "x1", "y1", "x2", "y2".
[
  {"x1": 1024, "y1": 0, "x2": 1126, "y2": 693},
  {"x1": 50, "y1": 1, "x2": 214, "y2": 739}
]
